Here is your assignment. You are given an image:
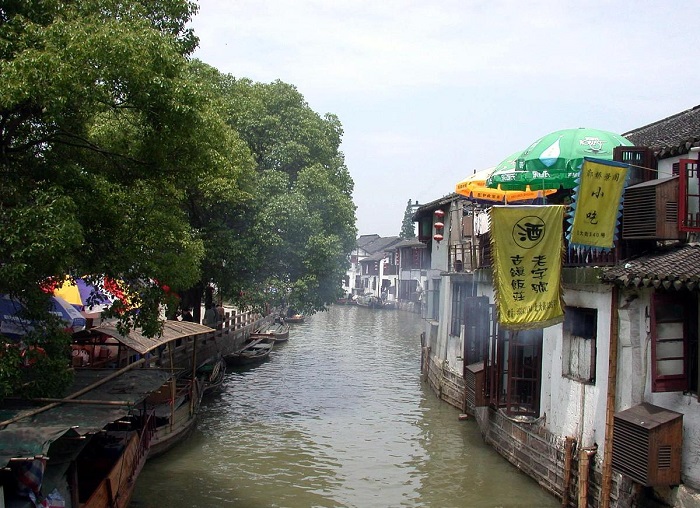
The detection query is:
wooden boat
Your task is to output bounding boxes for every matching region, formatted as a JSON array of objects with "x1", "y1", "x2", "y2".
[
  {"x1": 224, "y1": 337, "x2": 274, "y2": 366},
  {"x1": 78, "y1": 417, "x2": 153, "y2": 508},
  {"x1": 0, "y1": 368, "x2": 168, "y2": 508},
  {"x1": 251, "y1": 322, "x2": 290, "y2": 343},
  {"x1": 196, "y1": 355, "x2": 227, "y2": 396},
  {"x1": 138, "y1": 376, "x2": 203, "y2": 459},
  {"x1": 285, "y1": 314, "x2": 305, "y2": 323},
  {"x1": 356, "y1": 295, "x2": 382, "y2": 308}
]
